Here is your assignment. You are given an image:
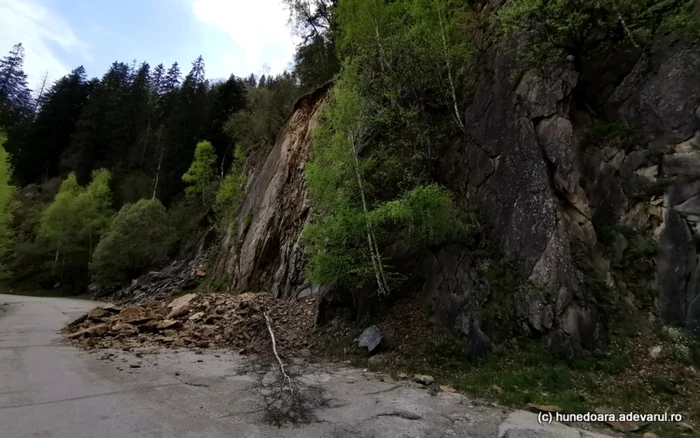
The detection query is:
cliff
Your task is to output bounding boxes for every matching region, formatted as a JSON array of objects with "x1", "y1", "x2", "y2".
[{"x1": 210, "y1": 11, "x2": 700, "y2": 358}]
